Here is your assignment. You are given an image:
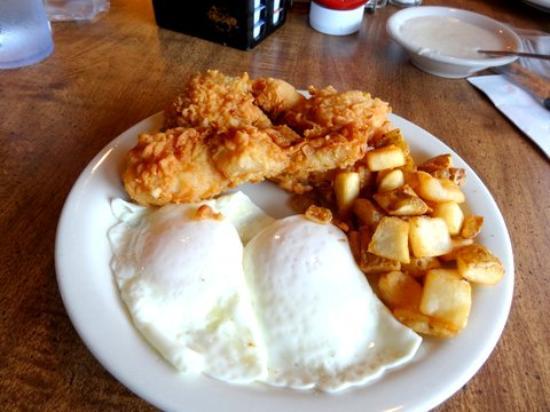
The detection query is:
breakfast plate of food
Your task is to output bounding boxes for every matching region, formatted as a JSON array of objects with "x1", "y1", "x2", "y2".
[{"x1": 55, "y1": 71, "x2": 514, "y2": 411}]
